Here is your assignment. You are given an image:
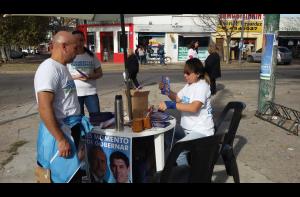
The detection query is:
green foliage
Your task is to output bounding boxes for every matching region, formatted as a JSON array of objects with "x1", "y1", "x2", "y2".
[{"x1": 0, "y1": 15, "x2": 50, "y2": 47}]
